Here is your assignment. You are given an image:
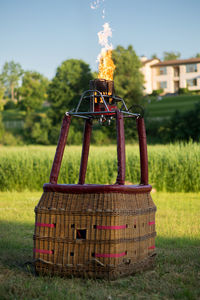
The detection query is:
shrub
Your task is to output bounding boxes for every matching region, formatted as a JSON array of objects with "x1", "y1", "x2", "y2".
[
  {"x1": 151, "y1": 89, "x2": 163, "y2": 96},
  {"x1": 178, "y1": 87, "x2": 189, "y2": 95},
  {"x1": 168, "y1": 103, "x2": 200, "y2": 142},
  {"x1": 191, "y1": 90, "x2": 200, "y2": 95},
  {"x1": 91, "y1": 130, "x2": 110, "y2": 145},
  {"x1": 23, "y1": 112, "x2": 51, "y2": 145},
  {"x1": 0, "y1": 131, "x2": 23, "y2": 145},
  {"x1": 4, "y1": 100, "x2": 16, "y2": 110}
]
